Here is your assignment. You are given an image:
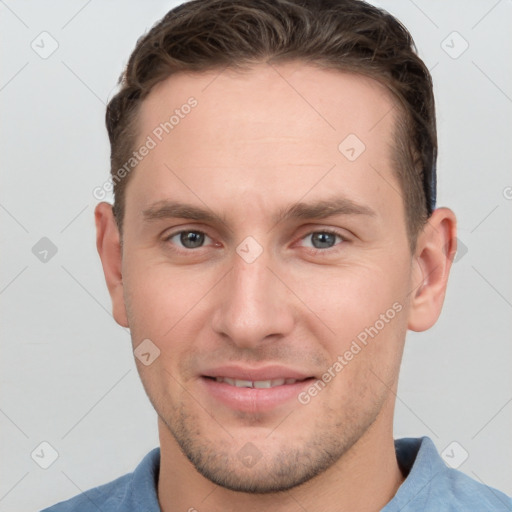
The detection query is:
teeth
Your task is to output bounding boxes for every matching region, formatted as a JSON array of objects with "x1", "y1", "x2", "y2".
[
  {"x1": 253, "y1": 380, "x2": 272, "y2": 389},
  {"x1": 235, "y1": 379, "x2": 253, "y2": 388},
  {"x1": 214, "y1": 377, "x2": 296, "y2": 388}
]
